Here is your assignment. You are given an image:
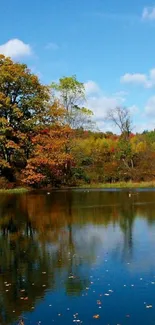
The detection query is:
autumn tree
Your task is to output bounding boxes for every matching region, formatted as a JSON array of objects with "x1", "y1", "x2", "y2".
[
  {"x1": 51, "y1": 76, "x2": 94, "y2": 182},
  {"x1": 106, "y1": 106, "x2": 135, "y2": 173},
  {"x1": 22, "y1": 125, "x2": 74, "y2": 187},
  {"x1": 0, "y1": 55, "x2": 49, "y2": 181},
  {"x1": 22, "y1": 102, "x2": 75, "y2": 187}
]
